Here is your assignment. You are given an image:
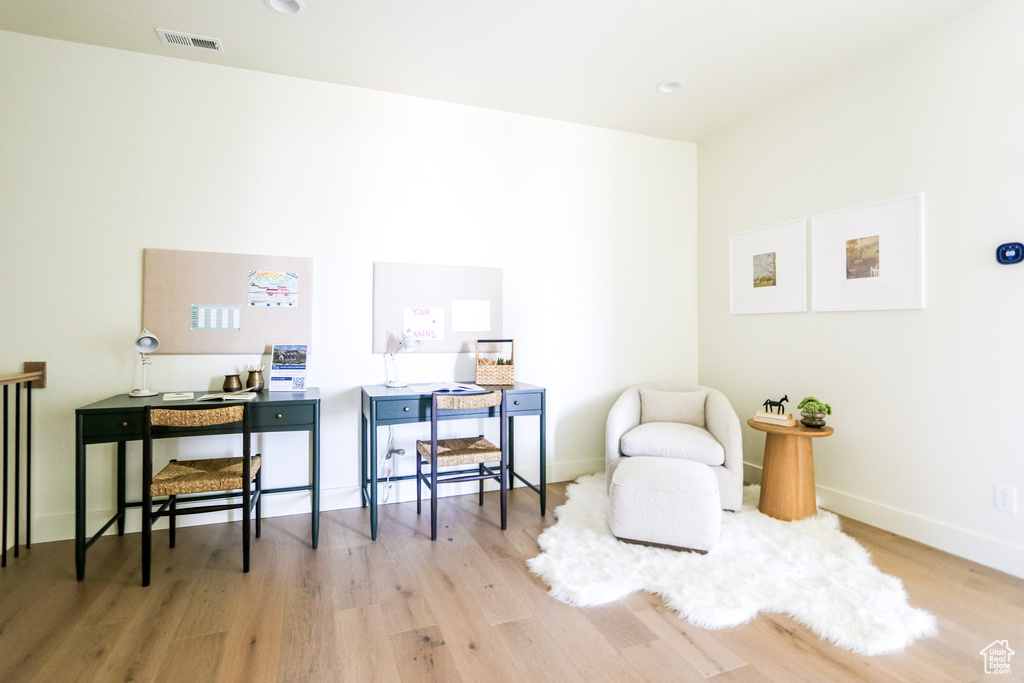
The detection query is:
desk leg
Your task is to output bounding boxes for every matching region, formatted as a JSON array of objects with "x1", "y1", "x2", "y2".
[
  {"x1": 311, "y1": 401, "x2": 320, "y2": 549},
  {"x1": 507, "y1": 416, "x2": 516, "y2": 490},
  {"x1": 116, "y1": 441, "x2": 126, "y2": 536},
  {"x1": 360, "y1": 413, "x2": 368, "y2": 508},
  {"x1": 540, "y1": 392, "x2": 547, "y2": 516},
  {"x1": 368, "y1": 406, "x2": 378, "y2": 541},
  {"x1": 75, "y1": 414, "x2": 86, "y2": 581}
]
